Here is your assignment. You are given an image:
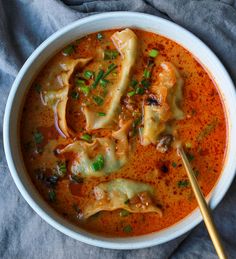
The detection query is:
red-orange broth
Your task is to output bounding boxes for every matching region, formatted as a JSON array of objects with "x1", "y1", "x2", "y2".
[{"x1": 21, "y1": 29, "x2": 226, "y2": 237}]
